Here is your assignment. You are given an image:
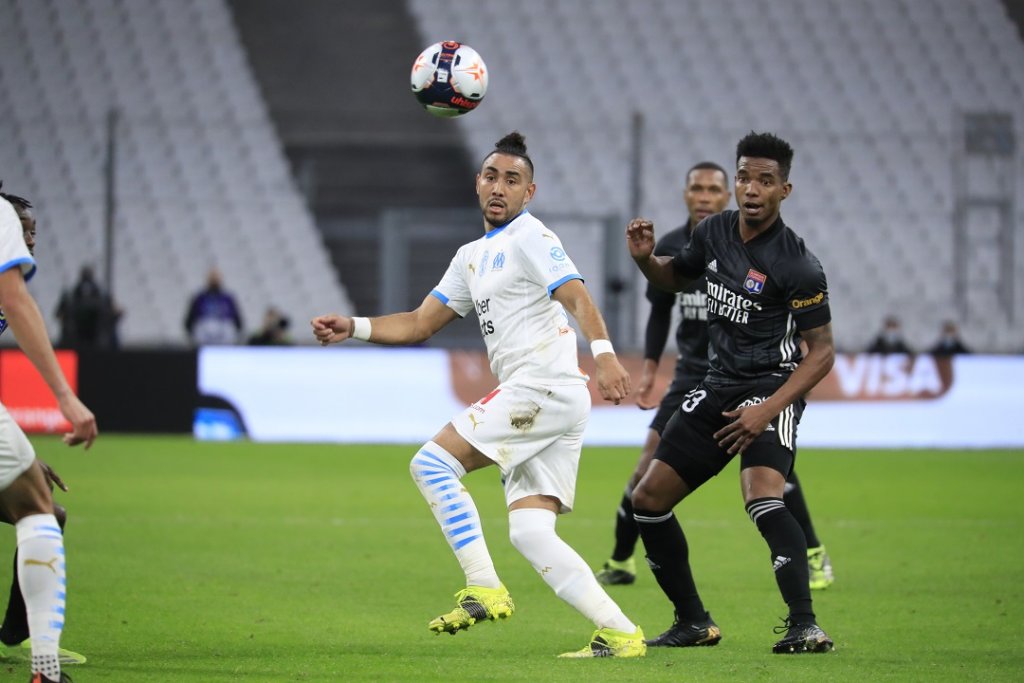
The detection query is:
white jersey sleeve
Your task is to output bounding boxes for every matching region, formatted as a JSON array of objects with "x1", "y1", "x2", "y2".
[
  {"x1": 0, "y1": 198, "x2": 35, "y2": 281},
  {"x1": 430, "y1": 246, "x2": 474, "y2": 317},
  {"x1": 517, "y1": 223, "x2": 582, "y2": 297}
]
